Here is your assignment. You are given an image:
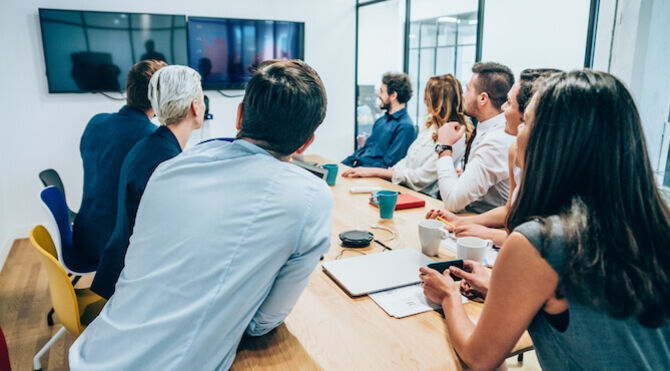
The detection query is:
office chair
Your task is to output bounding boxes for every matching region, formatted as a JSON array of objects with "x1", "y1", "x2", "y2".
[
  {"x1": 29, "y1": 226, "x2": 105, "y2": 371},
  {"x1": 40, "y1": 186, "x2": 98, "y2": 326},
  {"x1": 38, "y1": 169, "x2": 76, "y2": 225},
  {"x1": 0, "y1": 326, "x2": 10, "y2": 371}
]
